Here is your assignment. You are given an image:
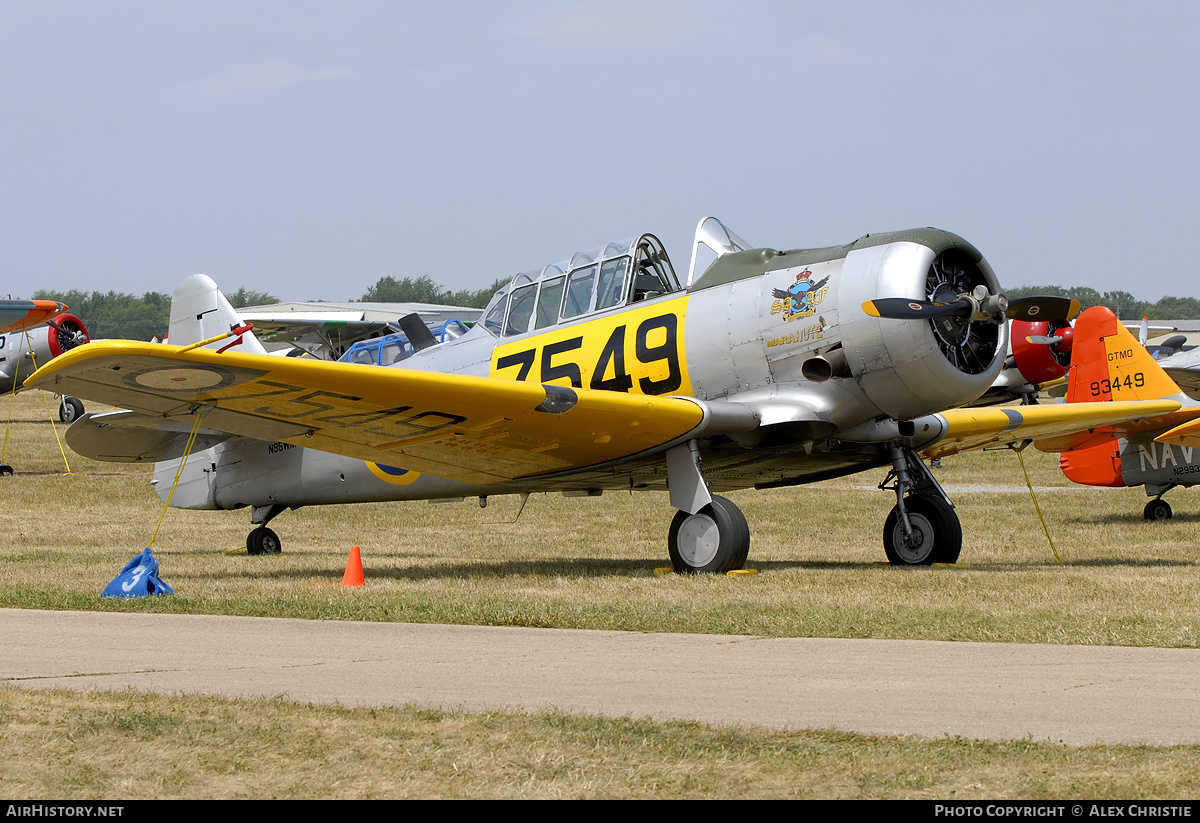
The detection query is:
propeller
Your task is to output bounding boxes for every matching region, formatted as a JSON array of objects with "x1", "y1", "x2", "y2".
[
  {"x1": 861, "y1": 249, "x2": 1083, "y2": 377},
  {"x1": 863, "y1": 290, "x2": 1080, "y2": 324},
  {"x1": 1023, "y1": 321, "x2": 1074, "y2": 365}
]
